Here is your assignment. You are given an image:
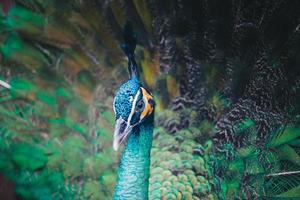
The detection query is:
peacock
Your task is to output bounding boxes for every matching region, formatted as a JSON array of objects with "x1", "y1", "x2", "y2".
[
  {"x1": 112, "y1": 23, "x2": 155, "y2": 200},
  {"x1": 0, "y1": 0, "x2": 300, "y2": 200}
]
